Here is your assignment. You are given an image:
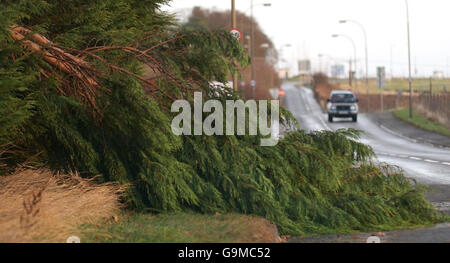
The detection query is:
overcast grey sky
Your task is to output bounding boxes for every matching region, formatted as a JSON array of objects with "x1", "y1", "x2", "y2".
[{"x1": 162, "y1": 0, "x2": 450, "y2": 77}]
